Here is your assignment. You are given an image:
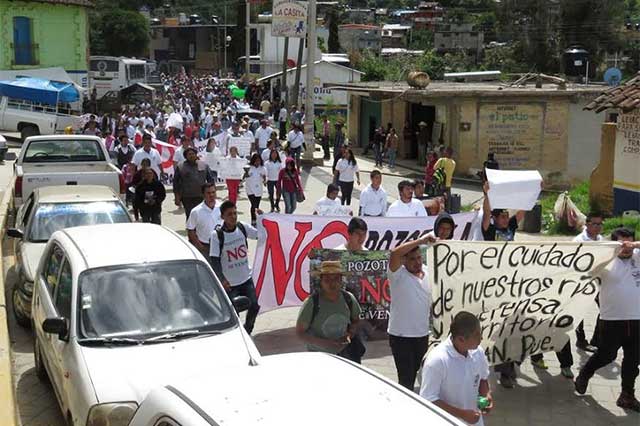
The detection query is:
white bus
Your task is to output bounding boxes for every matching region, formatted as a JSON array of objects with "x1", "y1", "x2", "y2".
[{"x1": 89, "y1": 56, "x2": 148, "y2": 98}]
